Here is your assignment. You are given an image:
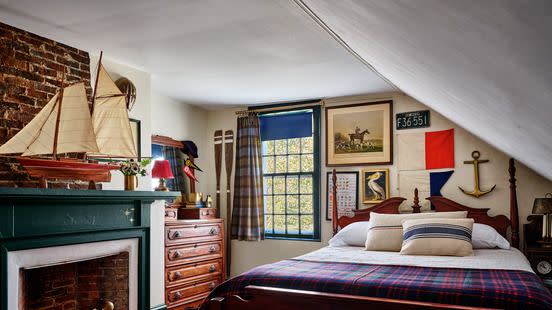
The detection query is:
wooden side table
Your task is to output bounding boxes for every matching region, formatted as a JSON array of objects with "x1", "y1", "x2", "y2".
[{"x1": 524, "y1": 215, "x2": 552, "y2": 291}]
